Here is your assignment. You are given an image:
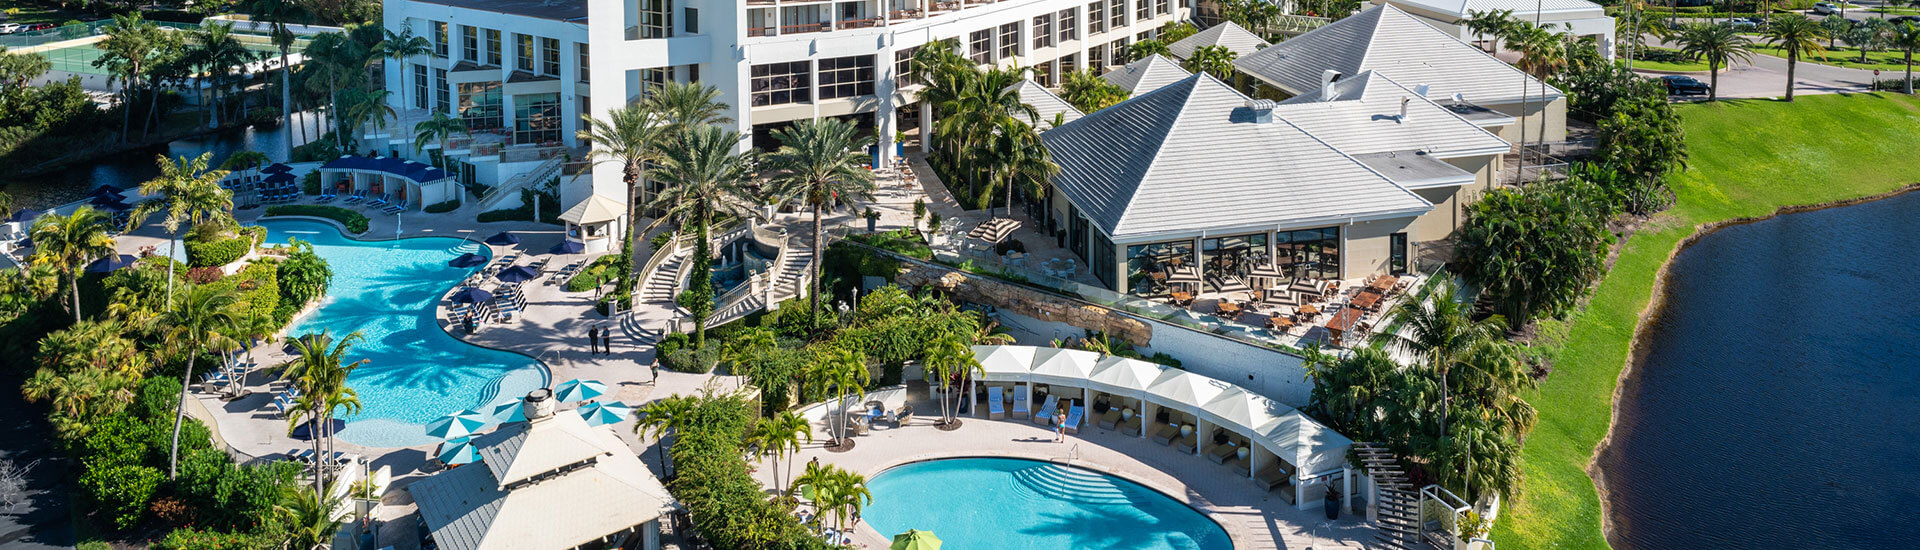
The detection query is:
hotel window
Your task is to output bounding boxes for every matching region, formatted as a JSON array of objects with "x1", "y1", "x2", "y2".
[
  {"x1": 641, "y1": 67, "x2": 673, "y2": 98},
  {"x1": 1274, "y1": 227, "x2": 1341, "y2": 279},
  {"x1": 1087, "y1": 45, "x2": 1103, "y2": 69},
  {"x1": 412, "y1": 64, "x2": 428, "y2": 109},
  {"x1": 433, "y1": 68, "x2": 449, "y2": 112},
  {"x1": 515, "y1": 34, "x2": 534, "y2": 72},
  {"x1": 461, "y1": 26, "x2": 478, "y2": 61},
  {"x1": 577, "y1": 43, "x2": 590, "y2": 83},
  {"x1": 457, "y1": 81, "x2": 503, "y2": 130},
  {"x1": 514, "y1": 92, "x2": 562, "y2": 144},
  {"x1": 817, "y1": 55, "x2": 875, "y2": 99},
  {"x1": 1092, "y1": 230, "x2": 1117, "y2": 289},
  {"x1": 639, "y1": 0, "x2": 672, "y2": 38},
  {"x1": 1059, "y1": 9, "x2": 1077, "y2": 41},
  {"x1": 1124, "y1": 240, "x2": 1194, "y2": 297},
  {"x1": 1136, "y1": 0, "x2": 1149, "y2": 22},
  {"x1": 1109, "y1": 0, "x2": 1126, "y2": 30},
  {"x1": 432, "y1": 21, "x2": 448, "y2": 58},
  {"x1": 685, "y1": 7, "x2": 698, "y2": 33},
  {"x1": 998, "y1": 23, "x2": 1021, "y2": 60},
  {"x1": 1389, "y1": 233, "x2": 1408, "y2": 275},
  {"x1": 894, "y1": 46, "x2": 919, "y2": 86},
  {"x1": 485, "y1": 29, "x2": 502, "y2": 66},
  {"x1": 540, "y1": 37, "x2": 560, "y2": 76},
  {"x1": 1156, "y1": 0, "x2": 1170, "y2": 15},
  {"x1": 1110, "y1": 38, "x2": 1129, "y2": 64},
  {"x1": 1201, "y1": 233, "x2": 1269, "y2": 281},
  {"x1": 1087, "y1": 2, "x2": 1104, "y2": 34},
  {"x1": 1034, "y1": 60, "x2": 1054, "y2": 87},
  {"x1": 1058, "y1": 53, "x2": 1076, "y2": 77},
  {"x1": 750, "y1": 61, "x2": 810, "y2": 106},
  {"x1": 969, "y1": 29, "x2": 993, "y2": 63},
  {"x1": 1033, "y1": 15, "x2": 1053, "y2": 49}
]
